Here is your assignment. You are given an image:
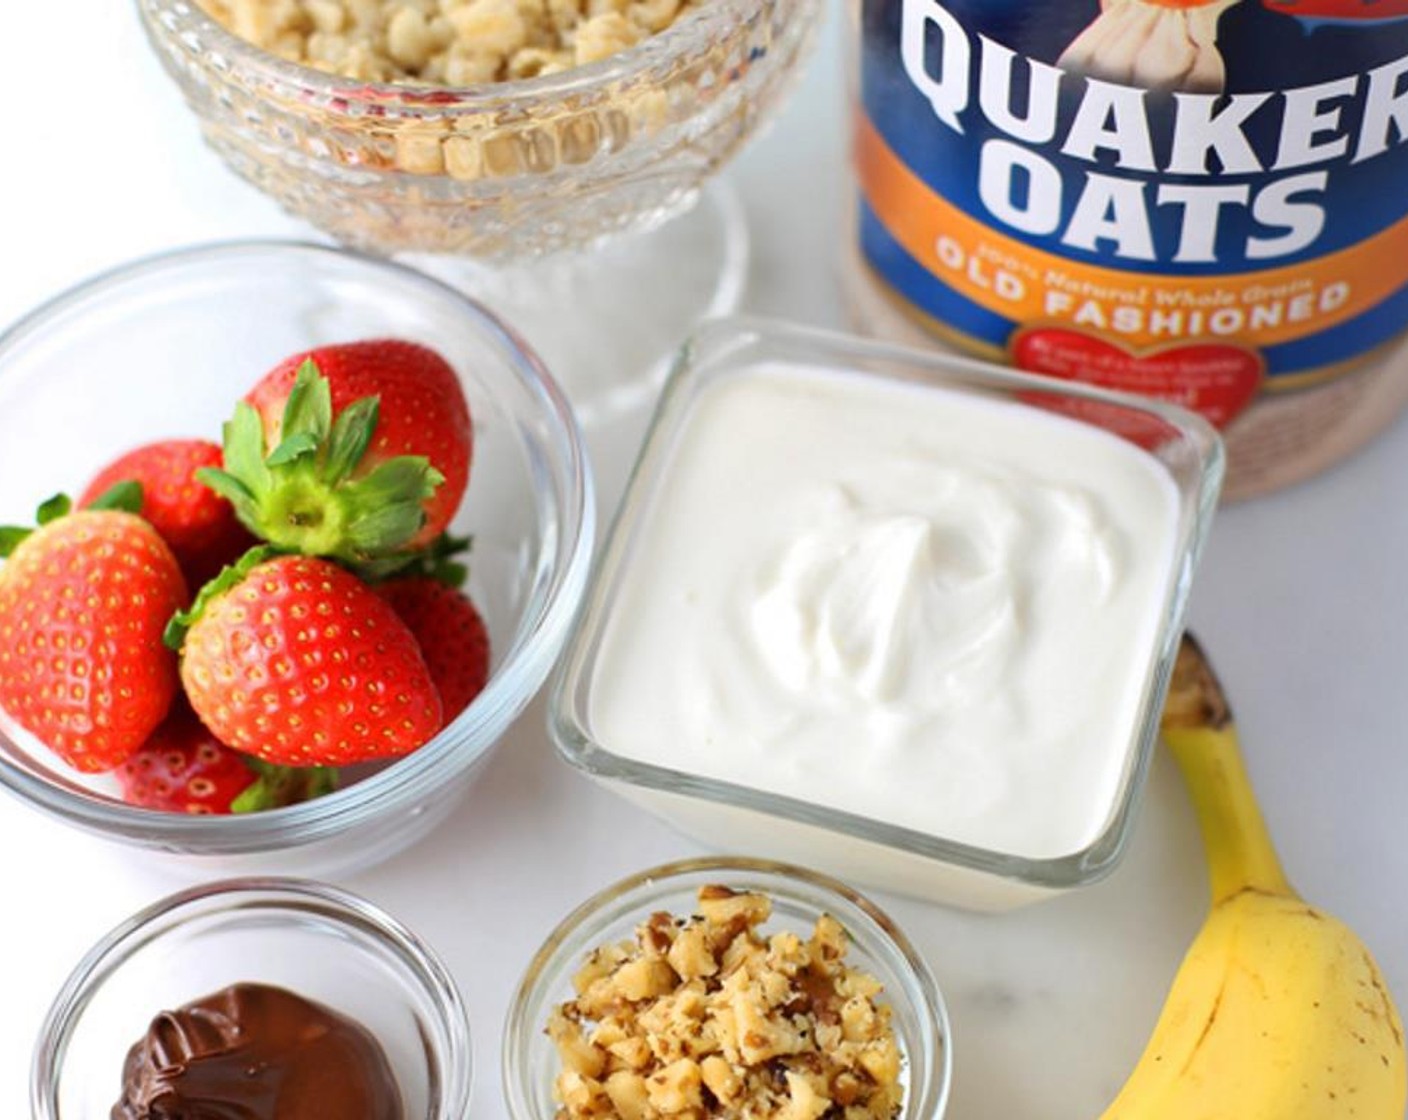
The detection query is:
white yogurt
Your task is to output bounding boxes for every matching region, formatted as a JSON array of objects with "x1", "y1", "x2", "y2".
[{"x1": 589, "y1": 363, "x2": 1181, "y2": 861}]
